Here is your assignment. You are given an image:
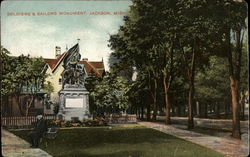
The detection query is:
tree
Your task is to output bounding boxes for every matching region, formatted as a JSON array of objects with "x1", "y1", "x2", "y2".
[
  {"x1": 108, "y1": 0, "x2": 248, "y2": 135},
  {"x1": 195, "y1": 56, "x2": 231, "y2": 118},
  {"x1": 1, "y1": 46, "x2": 11, "y2": 115},
  {"x1": 89, "y1": 73, "x2": 131, "y2": 116},
  {"x1": 85, "y1": 73, "x2": 101, "y2": 116},
  {"x1": 109, "y1": 0, "x2": 184, "y2": 122},
  {"x1": 176, "y1": 0, "x2": 224, "y2": 129},
  {"x1": 212, "y1": 0, "x2": 247, "y2": 139},
  {"x1": 1, "y1": 47, "x2": 48, "y2": 116}
]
